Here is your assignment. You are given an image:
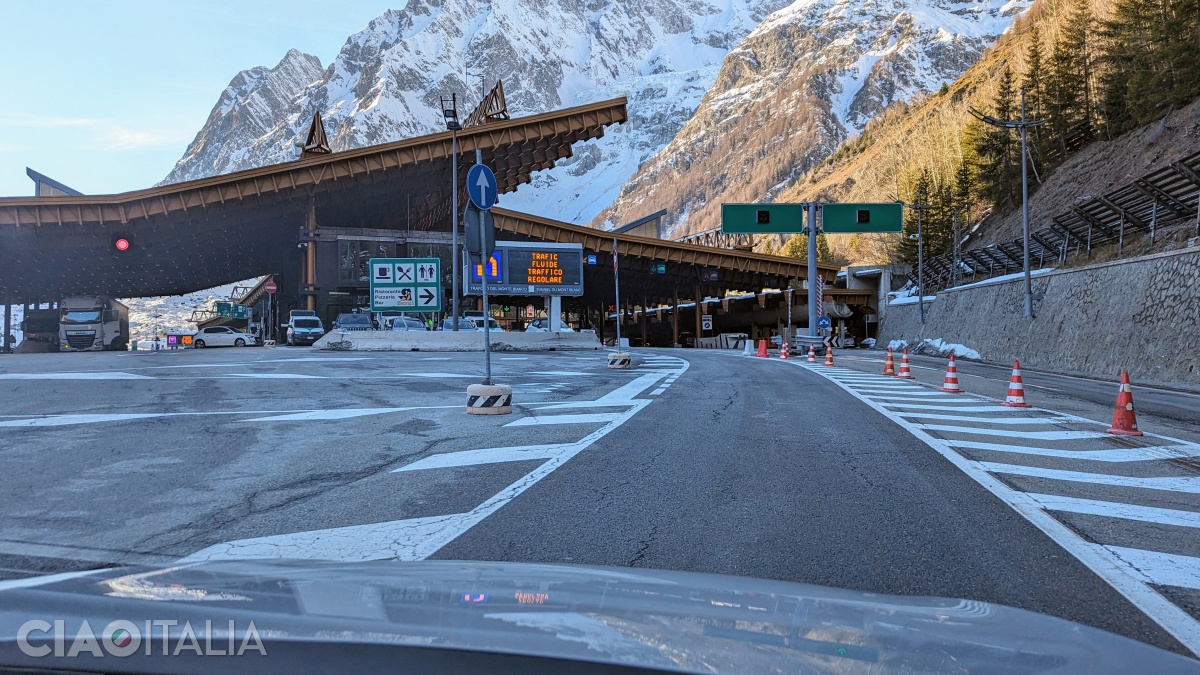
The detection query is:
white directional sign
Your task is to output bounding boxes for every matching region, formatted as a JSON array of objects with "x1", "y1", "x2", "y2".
[
  {"x1": 702, "y1": 314, "x2": 713, "y2": 331},
  {"x1": 369, "y1": 257, "x2": 442, "y2": 313}
]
